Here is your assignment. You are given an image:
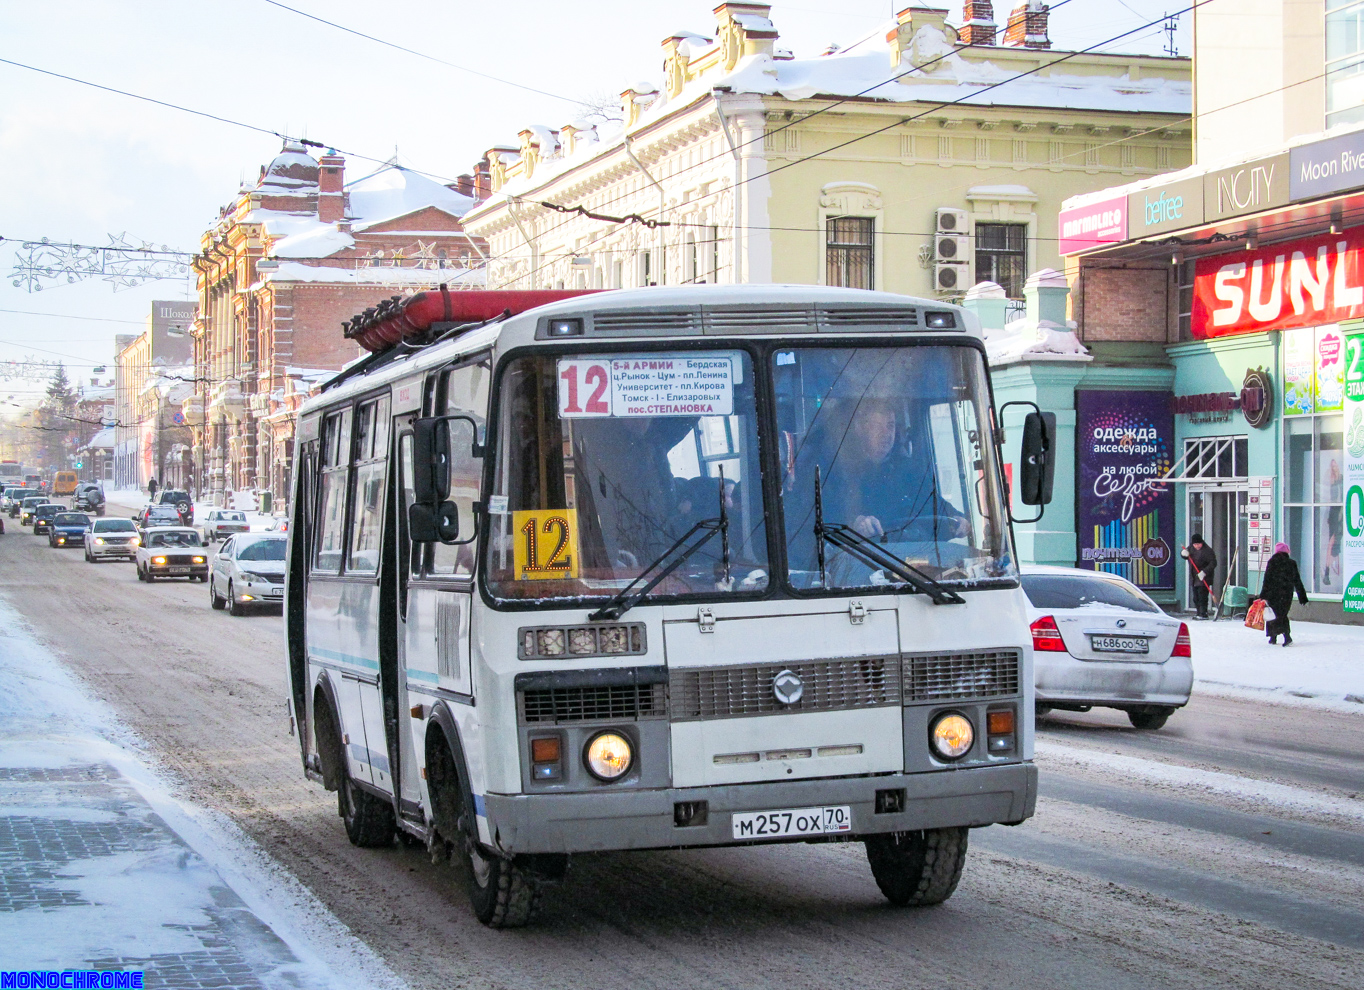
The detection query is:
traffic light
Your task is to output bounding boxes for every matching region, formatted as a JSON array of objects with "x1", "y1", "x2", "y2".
[{"x1": 74, "y1": 460, "x2": 83, "y2": 469}]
